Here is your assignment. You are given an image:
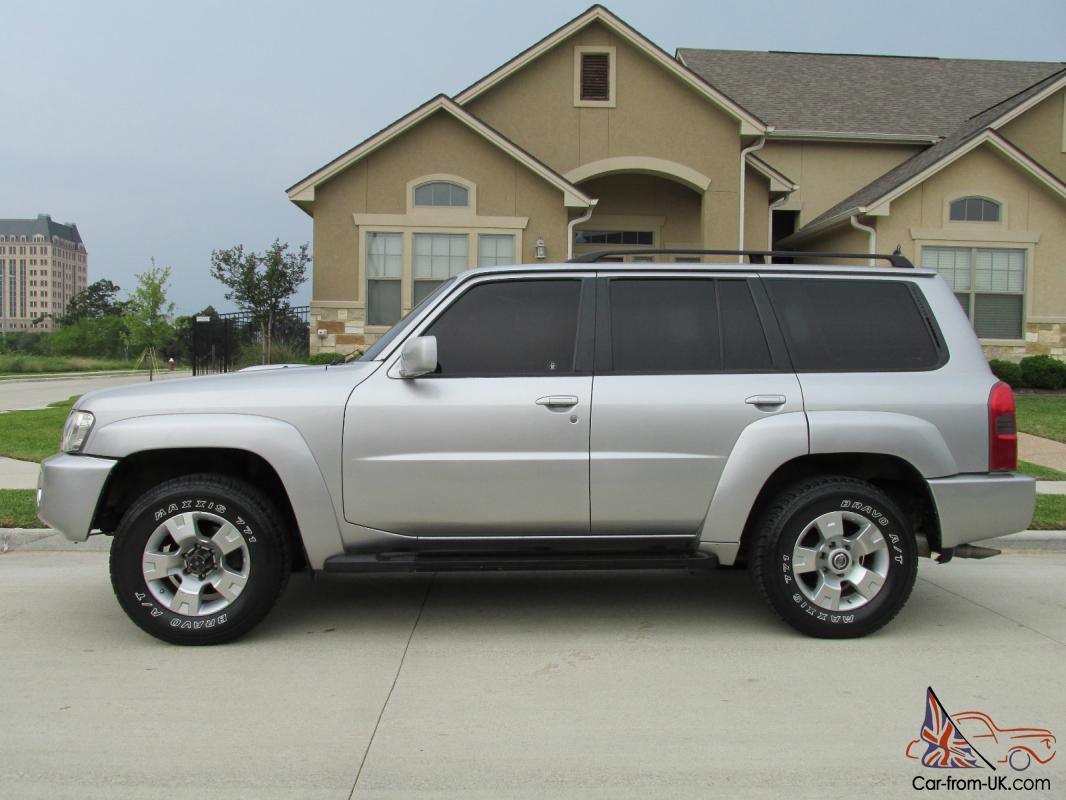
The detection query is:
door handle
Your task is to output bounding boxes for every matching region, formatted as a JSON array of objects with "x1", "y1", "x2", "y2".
[
  {"x1": 745, "y1": 394, "x2": 787, "y2": 408},
  {"x1": 536, "y1": 395, "x2": 579, "y2": 408}
]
